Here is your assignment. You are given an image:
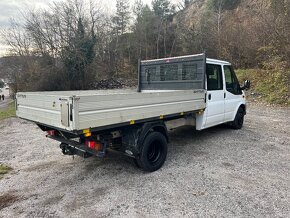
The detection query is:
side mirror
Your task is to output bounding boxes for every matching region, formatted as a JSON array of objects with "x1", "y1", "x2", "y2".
[{"x1": 241, "y1": 80, "x2": 251, "y2": 90}]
